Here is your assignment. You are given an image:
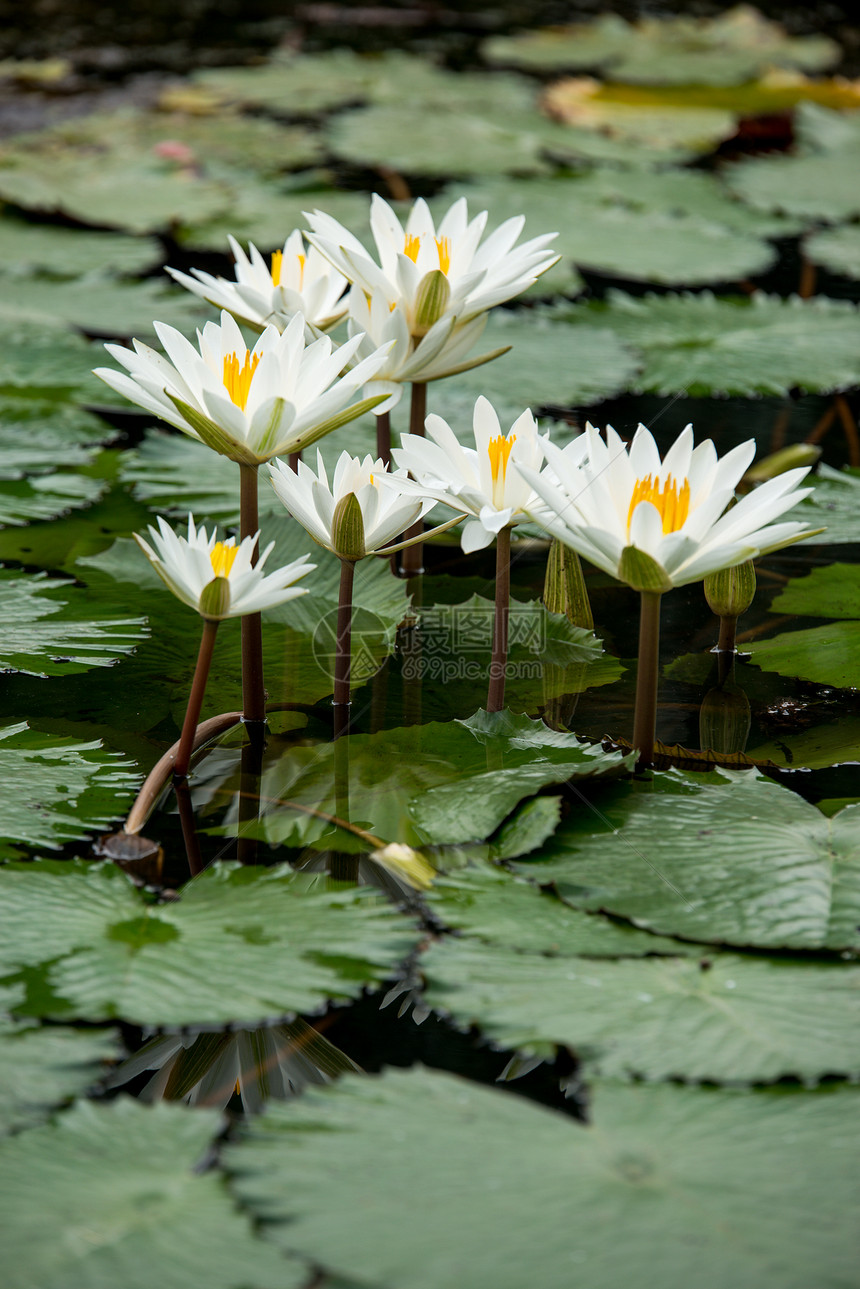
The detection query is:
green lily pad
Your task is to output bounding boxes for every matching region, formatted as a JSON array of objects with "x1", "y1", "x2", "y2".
[
  {"x1": 0, "y1": 1003, "x2": 119, "y2": 1136},
  {"x1": 726, "y1": 104, "x2": 860, "y2": 223},
  {"x1": 770, "y1": 563, "x2": 860, "y2": 618},
  {"x1": 325, "y1": 103, "x2": 550, "y2": 179},
  {"x1": 0, "y1": 274, "x2": 207, "y2": 340},
  {"x1": 482, "y1": 10, "x2": 839, "y2": 85},
  {"x1": 227, "y1": 1068, "x2": 860, "y2": 1289},
  {"x1": 561, "y1": 290, "x2": 860, "y2": 396},
  {"x1": 439, "y1": 305, "x2": 639, "y2": 412},
  {"x1": 176, "y1": 178, "x2": 375, "y2": 254},
  {"x1": 747, "y1": 718, "x2": 860, "y2": 770},
  {"x1": 0, "y1": 723, "x2": 138, "y2": 859},
  {"x1": 796, "y1": 465, "x2": 860, "y2": 543},
  {"x1": 0, "y1": 569, "x2": 147, "y2": 676},
  {"x1": 0, "y1": 406, "x2": 118, "y2": 479},
  {"x1": 0, "y1": 860, "x2": 418, "y2": 1027},
  {"x1": 0, "y1": 1097, "x2": 300, "y2": 1289},
  {"x1": 514, "y1": 768, "x2": 860, "y2": 951},
  {"x1": 421, "y1": 936, "x2": 860, "y2": 1083},
  {"x1": 425, "y1": 865, "x2": 693, "y2": 957},
  {"x1": 0, "y1": 472, "x2": 106, "y2": 526},
  {"x1": 0, "y1": 215, "x2": 161, "y2": 279},
  {"x1": 805, "y1": 223, "x2": 860, "y2": 279},
  {"x1": 747, "y1": 621, "x2": 860, "y2": 690}
]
